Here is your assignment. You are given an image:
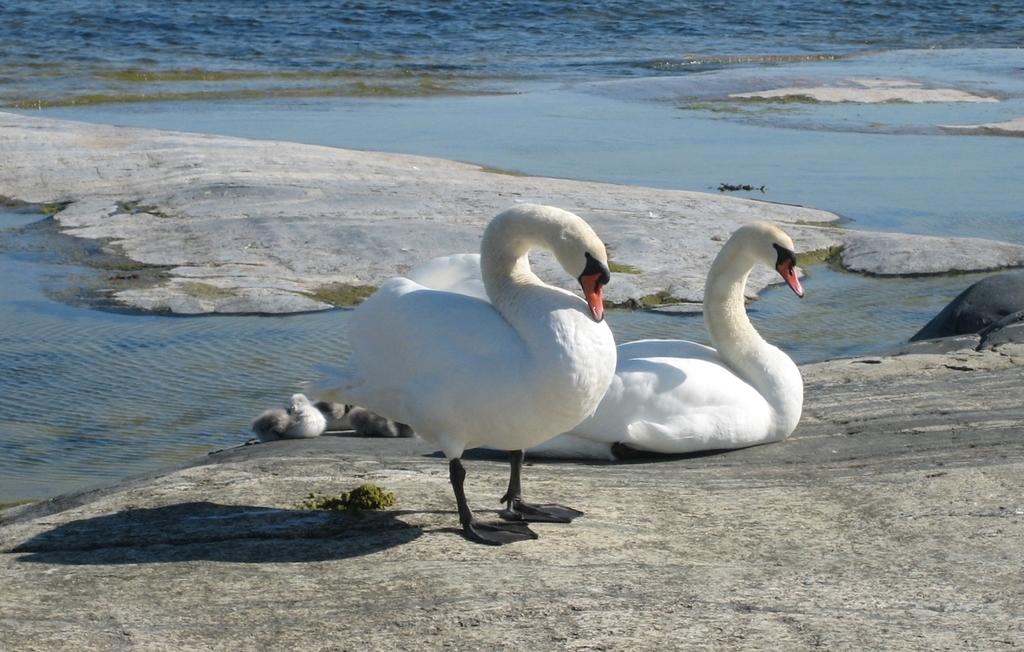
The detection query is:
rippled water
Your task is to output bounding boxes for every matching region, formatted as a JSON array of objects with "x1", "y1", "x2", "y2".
[{"x1": 2, "y1": 0, "x2": 1022, "y2": 106}]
